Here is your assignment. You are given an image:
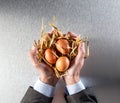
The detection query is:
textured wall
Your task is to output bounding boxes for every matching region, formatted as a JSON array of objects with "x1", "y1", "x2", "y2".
[{"x1": 0, "y1": 0, "x2": 120, "y2": 103}]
